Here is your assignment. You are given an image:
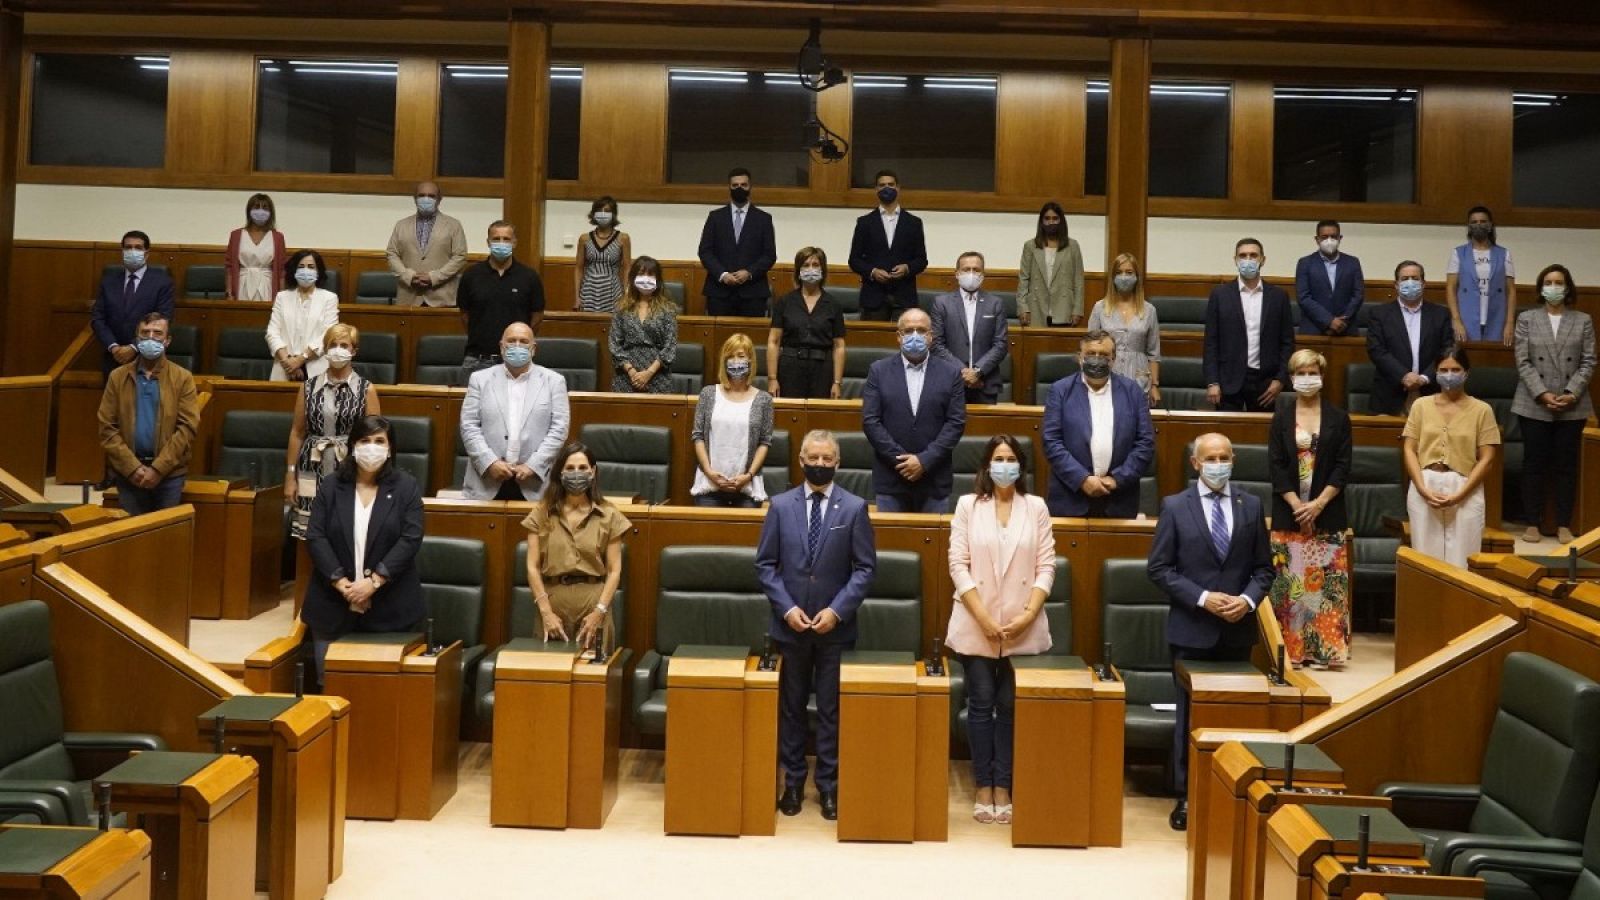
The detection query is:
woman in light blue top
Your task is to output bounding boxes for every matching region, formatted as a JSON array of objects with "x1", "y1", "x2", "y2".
[
  {"x1": 1085, "y1": 251, "x2": 1162, "y2": 406},
  {"x1": 1445, "y1": 206, "x2": 1515, "y2": 345}
]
